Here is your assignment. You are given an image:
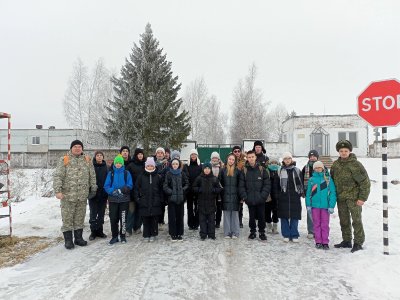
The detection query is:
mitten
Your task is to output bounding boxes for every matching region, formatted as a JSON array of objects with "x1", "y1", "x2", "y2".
[
  {"x1": 306, "y1": 206, "x2": 312, "y2": 214},
  {"x1": 328, "y1": 208, "x2": 334, "y2": 214}
]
